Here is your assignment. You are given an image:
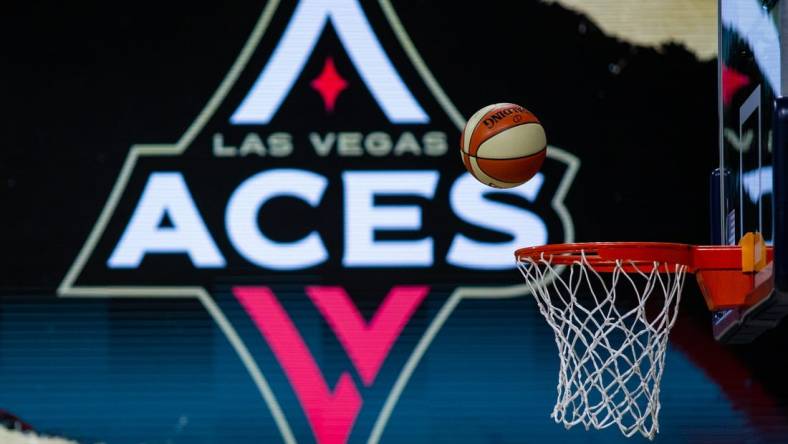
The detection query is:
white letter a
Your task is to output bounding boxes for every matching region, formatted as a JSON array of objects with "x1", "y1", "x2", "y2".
[
  {"x1": 108, "y1": 172, "x2": 226, "y2": 268},
  {"x1": 230, "y1": 0, "x2": 428, "y2": 124}
]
